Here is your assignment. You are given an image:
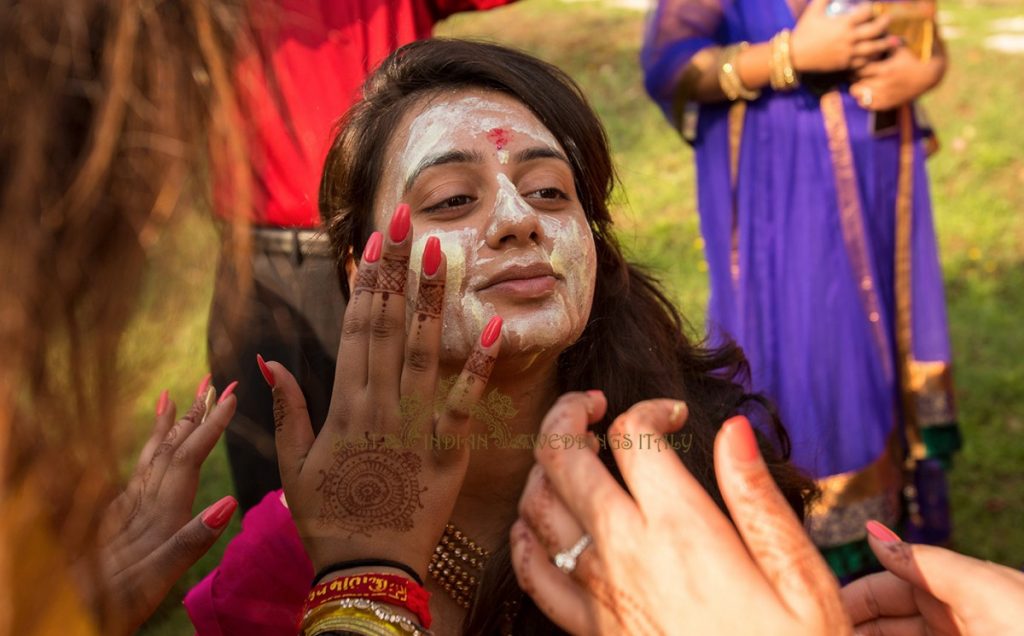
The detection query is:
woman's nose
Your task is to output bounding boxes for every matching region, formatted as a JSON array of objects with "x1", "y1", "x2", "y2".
[{"x1": 485, "y1": 174, "x2": 544, "y2": 247}]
